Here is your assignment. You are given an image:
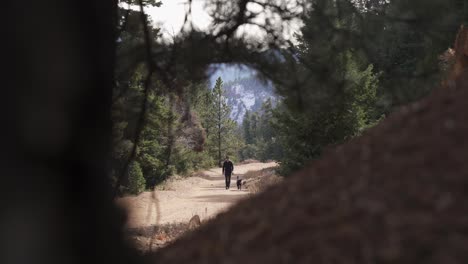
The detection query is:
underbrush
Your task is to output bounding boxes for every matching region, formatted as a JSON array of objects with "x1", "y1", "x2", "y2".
[
  {"x1": 126, "y1": 222, "x2": 190, "y2": 253},
  {"x1": 238, "y1": 159, "x2": 261, "y2": 164},
  {"x1": 242, "y1": 167, "x2": 282, "y2": 194}
]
